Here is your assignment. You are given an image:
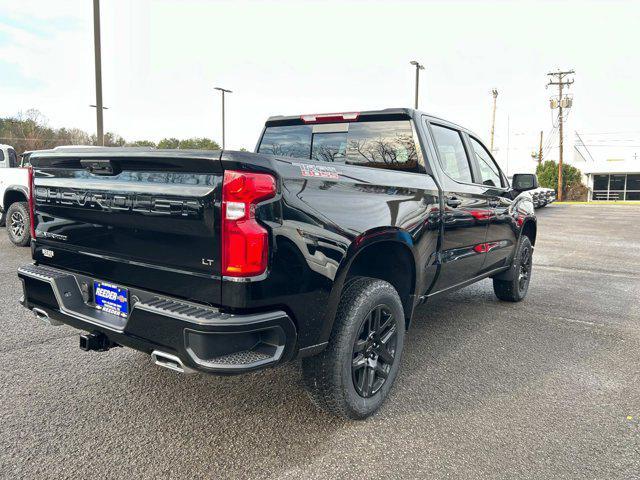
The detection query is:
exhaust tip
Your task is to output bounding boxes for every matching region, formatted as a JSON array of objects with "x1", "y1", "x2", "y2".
[
  {"x1": 151, "y1": 350, "x2": 193, "y2": 374},
  {"x1": 32, "y1": 307, "x2": 63, "y2": 327}
]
